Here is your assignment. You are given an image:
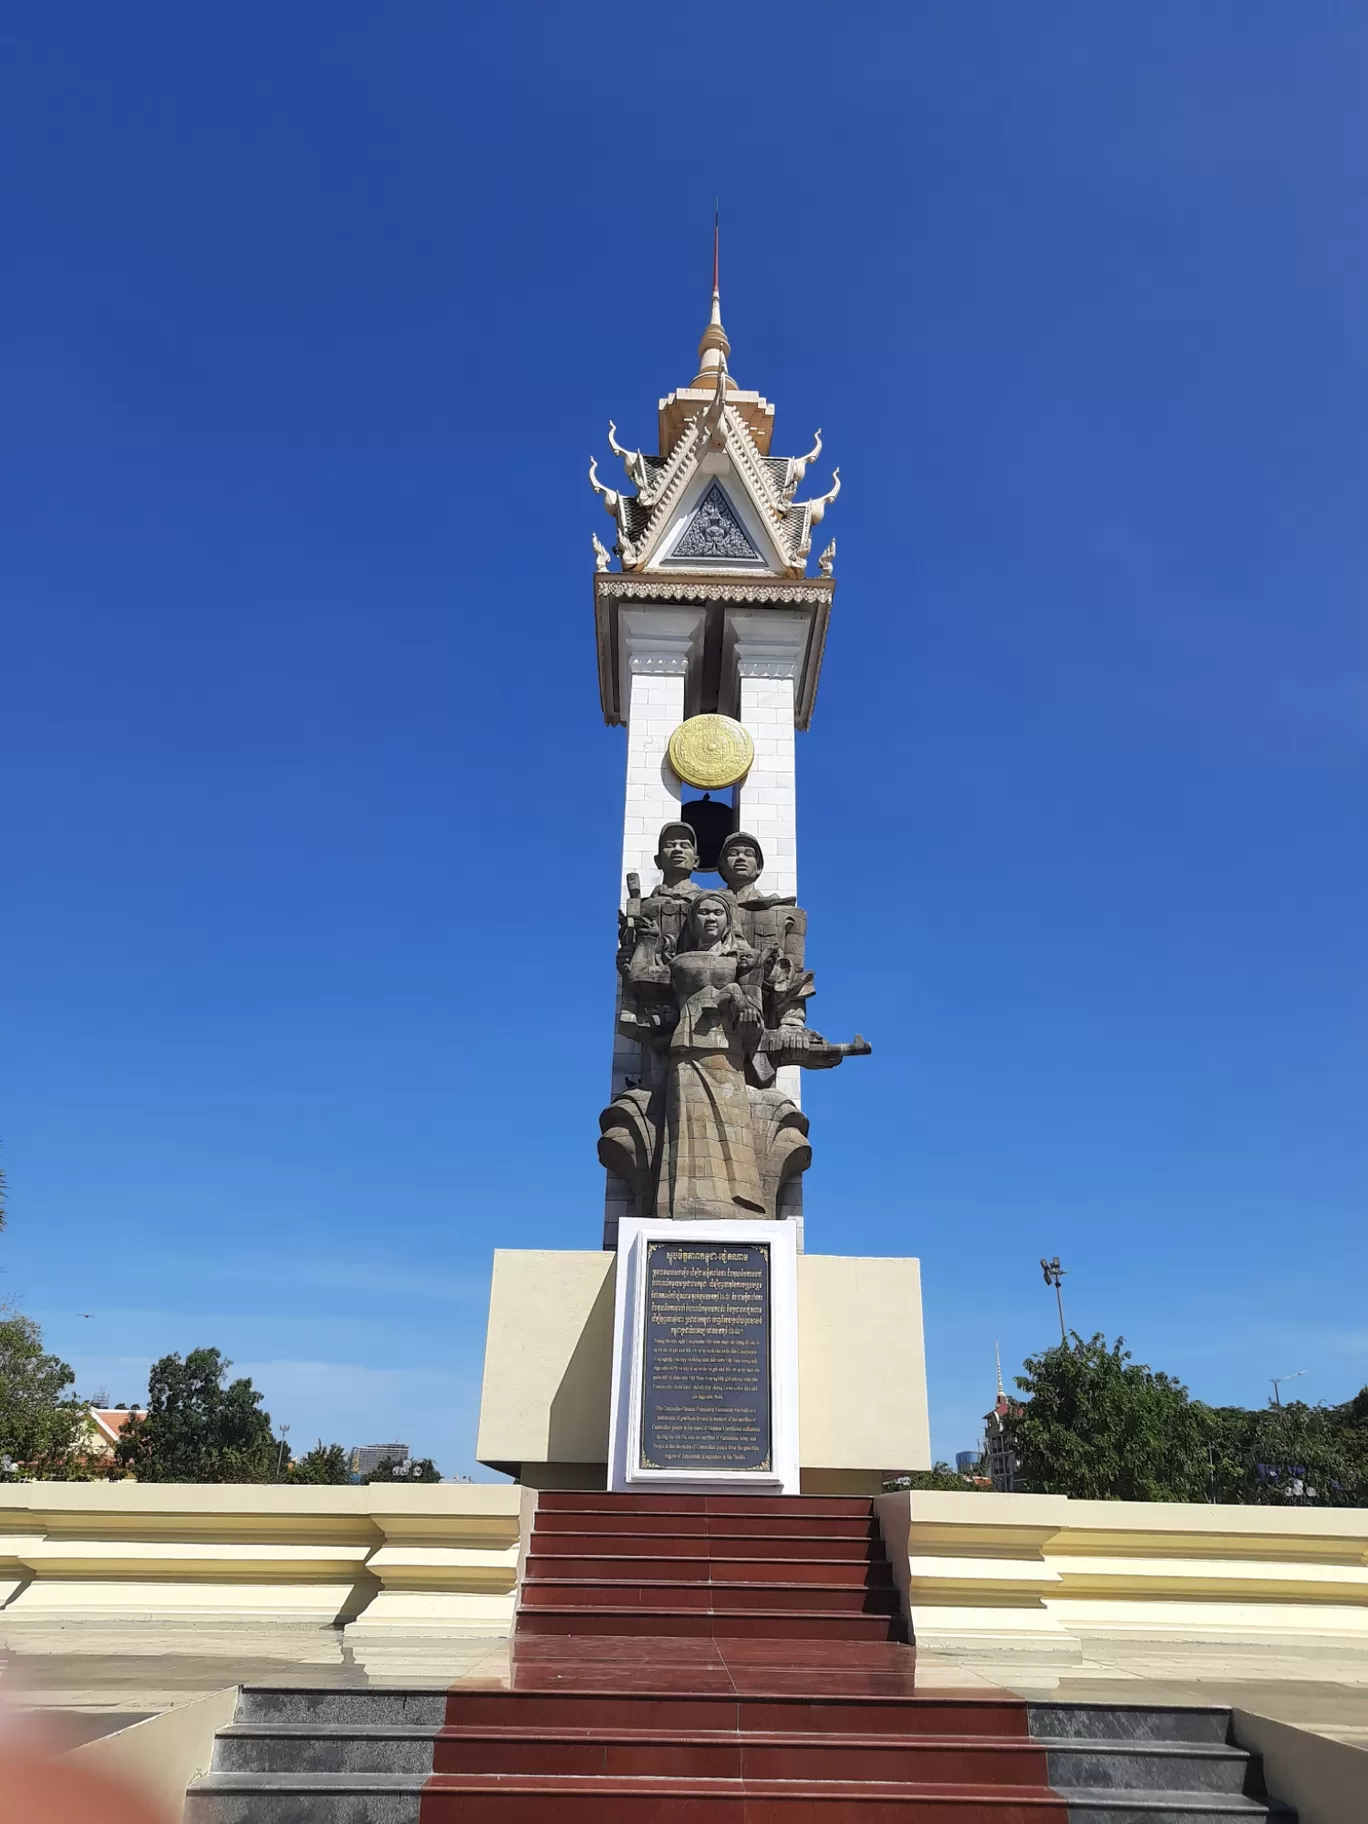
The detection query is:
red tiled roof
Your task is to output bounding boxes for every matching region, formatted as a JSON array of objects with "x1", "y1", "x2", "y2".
[{"x1": 88, "y1": 1408, "x2": 145, "y2": 1444}]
